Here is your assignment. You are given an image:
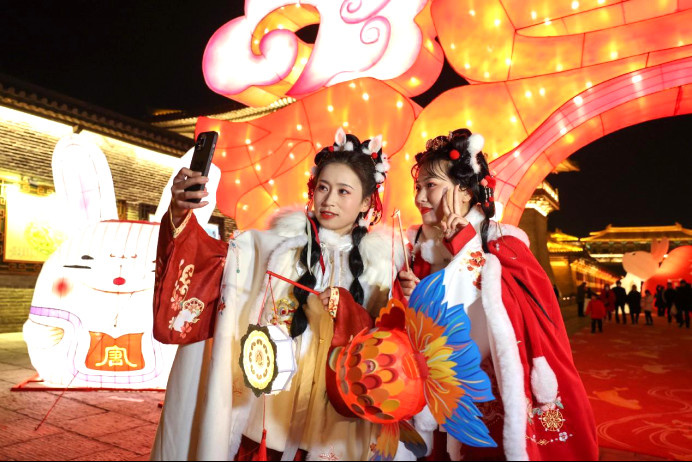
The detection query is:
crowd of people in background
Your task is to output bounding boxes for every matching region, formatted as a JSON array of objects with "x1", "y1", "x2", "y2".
[{"x1": 575, "y1": 279, "x2": 691, "y2": 333}]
